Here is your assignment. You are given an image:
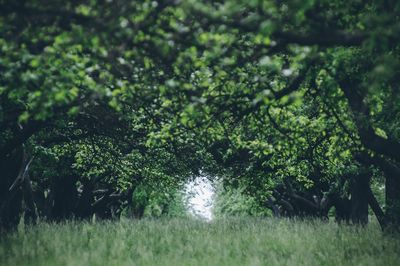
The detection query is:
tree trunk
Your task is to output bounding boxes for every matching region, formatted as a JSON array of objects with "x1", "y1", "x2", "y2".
[
  {"x1": 22, "y1": 173, "x2": 38, "y2": 224},
  {"x1": 0, "y1": 146, "x2": 24, "y2": 230},
  {"x1": 386, "y1": 172, "x2": 400, "y2": 229},
  {"x1": 350, "y1": 172, "x2": 370, "y2": 225},
  {"x1": 358, "y1": 153, "x2": 400, "y2": 230},
  {"x1": 75, "y1": 182, "x2": 94, "y2": 219},
  {"x1": 366, "y1": 185, "x2": 387, "y2": 230},
  {"x1": 51, "y1": 175, "x2": 78, "y2": 220}
]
